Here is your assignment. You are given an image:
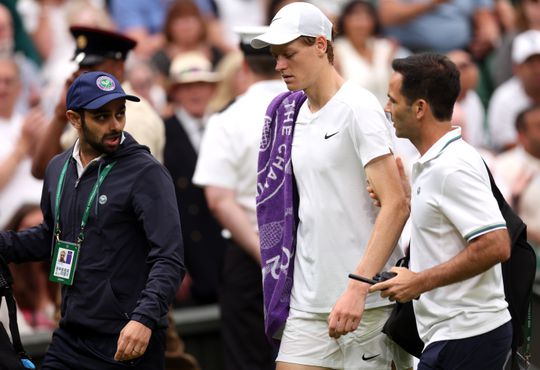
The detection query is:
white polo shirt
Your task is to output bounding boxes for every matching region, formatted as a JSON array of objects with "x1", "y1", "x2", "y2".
[
  {"x1": 410, "y1": 127, "x2": 511, "y2": 347},
  {"x1": 290, "y1": 80, "x2": 402, "y2": 312},
  {"x1": 193, "y1": 80, "x2": 286, "y2": 229}
]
